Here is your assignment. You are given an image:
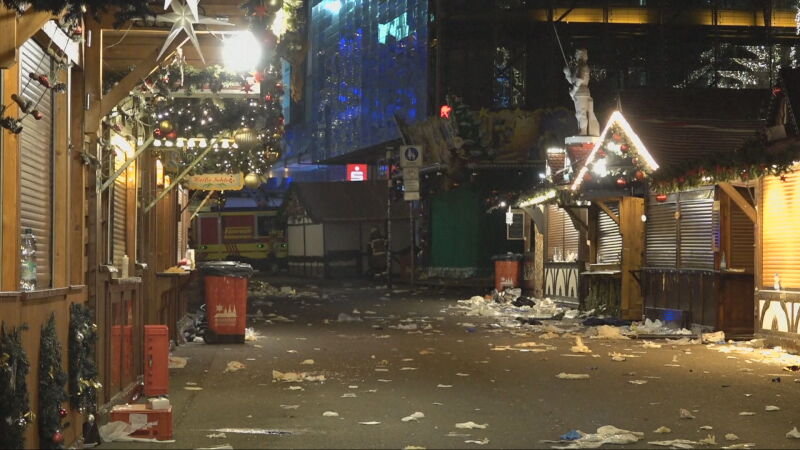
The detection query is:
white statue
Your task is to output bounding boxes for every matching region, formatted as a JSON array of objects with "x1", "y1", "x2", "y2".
[{"x1": 563, "y1": 49, "x2": 600, "y2": 136}]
